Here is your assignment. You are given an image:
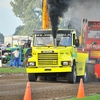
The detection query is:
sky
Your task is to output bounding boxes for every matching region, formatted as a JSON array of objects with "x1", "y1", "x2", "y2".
[{"x1": 0, "y1": 0, "x2": 23, "y2": 36}]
